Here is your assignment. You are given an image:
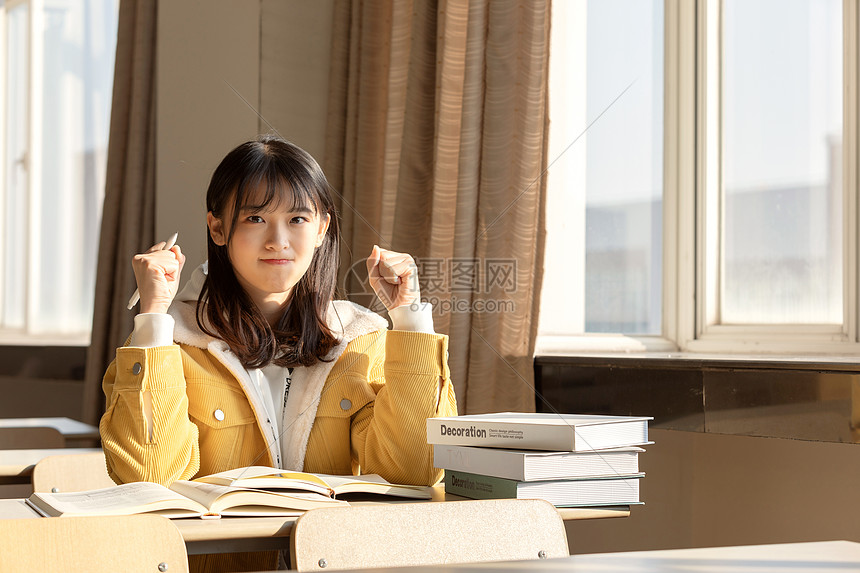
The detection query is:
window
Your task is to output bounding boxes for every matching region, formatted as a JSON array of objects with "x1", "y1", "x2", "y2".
[
  {"x1": 0, "y1": 0, "x2": 119, "y2": 343},
  {"x1": 540, "y1": 0, "x2": 668, "y2": 352},
  {"x1": 539, "y1": 0, "x2": 860, "y2": 355}
]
